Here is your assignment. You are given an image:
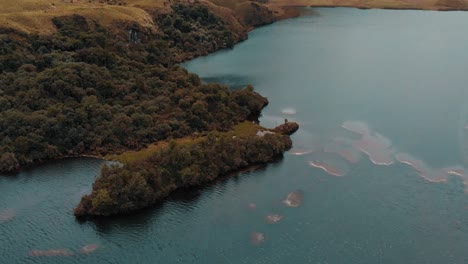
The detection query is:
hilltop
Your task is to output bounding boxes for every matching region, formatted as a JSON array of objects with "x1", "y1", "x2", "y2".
[
  {"x1": 3, "y1": 0, "x2": 468, "y2": 35},
  {"x1": 0, "y1": 0, "x2": 277, "y2": 35}
]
